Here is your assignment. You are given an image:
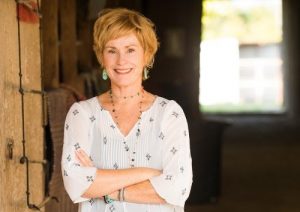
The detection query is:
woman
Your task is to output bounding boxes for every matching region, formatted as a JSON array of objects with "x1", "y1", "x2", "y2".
[{"x1": 62, "y1": 8, "x2": 192, "y2": 212}]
